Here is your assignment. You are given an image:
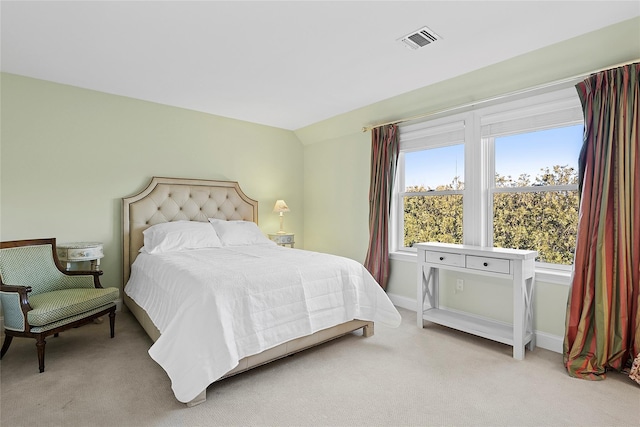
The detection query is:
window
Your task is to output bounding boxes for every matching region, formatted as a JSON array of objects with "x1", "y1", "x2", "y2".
[
  {"x1": 394, "y1": 117, "x2": 466, "y2": 249},
  {"x1": 393, "y1": 87, "x2": 583, "y2": 270},
  {"x1": 490, "y1": 126, "x2": 581, "y2": 265},
  {"x1": 403, "y1": 144, "x2": 464, "y2": 247}
]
